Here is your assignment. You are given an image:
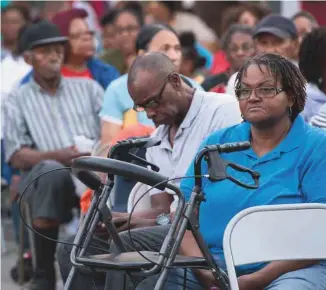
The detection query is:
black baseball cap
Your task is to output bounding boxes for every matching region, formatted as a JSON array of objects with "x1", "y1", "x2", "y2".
[
  {"x1": 22, "y1": 20, "x2": 67, "y2": 51},
  {"x1": 253, "y1": 15, "x2": 298, "y2": 40}
]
